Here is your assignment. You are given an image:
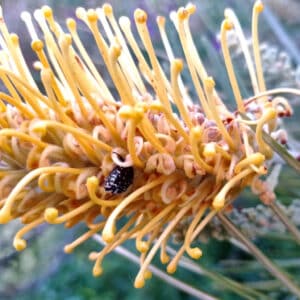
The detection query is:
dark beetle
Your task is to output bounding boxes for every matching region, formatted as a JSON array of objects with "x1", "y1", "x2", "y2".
[{"x1": 104, "y1": 165, "x2": 134, "y2": 194}]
